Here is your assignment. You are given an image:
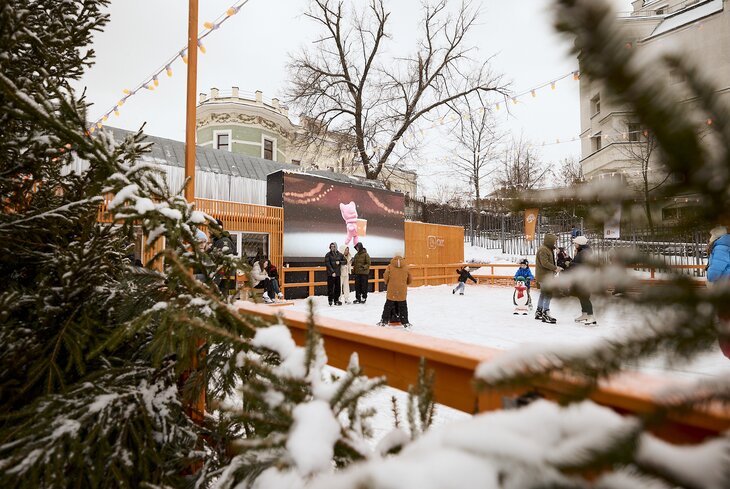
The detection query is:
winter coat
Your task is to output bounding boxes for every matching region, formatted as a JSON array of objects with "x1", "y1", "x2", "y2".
[
  {"x1": 352, "y1": 246, "x2": 371, "y2": 275},
  {"x1": 514, "y1": 267, "x2": 535, "y2": 283},
  {"x1": 707, "y1": 234, "x2": 730, "y2": 282},
  {"x1": 251, "y1": 262, "x2": 269, "y2": 283},
  {"x1": 265, "y1": 263, "x2": 279, "y2": 280},
  {"x1": 535, "y1": 234, "x2": 559, "y2": 283},
  {"x1": 384, "y1": 255, "x2": 412, "y2": 301},
  {"x1": 212, "y1": 231, "x2": 235, "y2": 255},
  {"x1": 570, "y1": 244, "x2": 591, "y2": 268},
  {"x1": 556, "y1": 250, "x2": 570, "y2": 269},
  {"x1": 456, "y1": 268, "x2": 477, "y2": 284},
  {"x1": 325, "y1": 249, "x2": 345, "y2": 276}
]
